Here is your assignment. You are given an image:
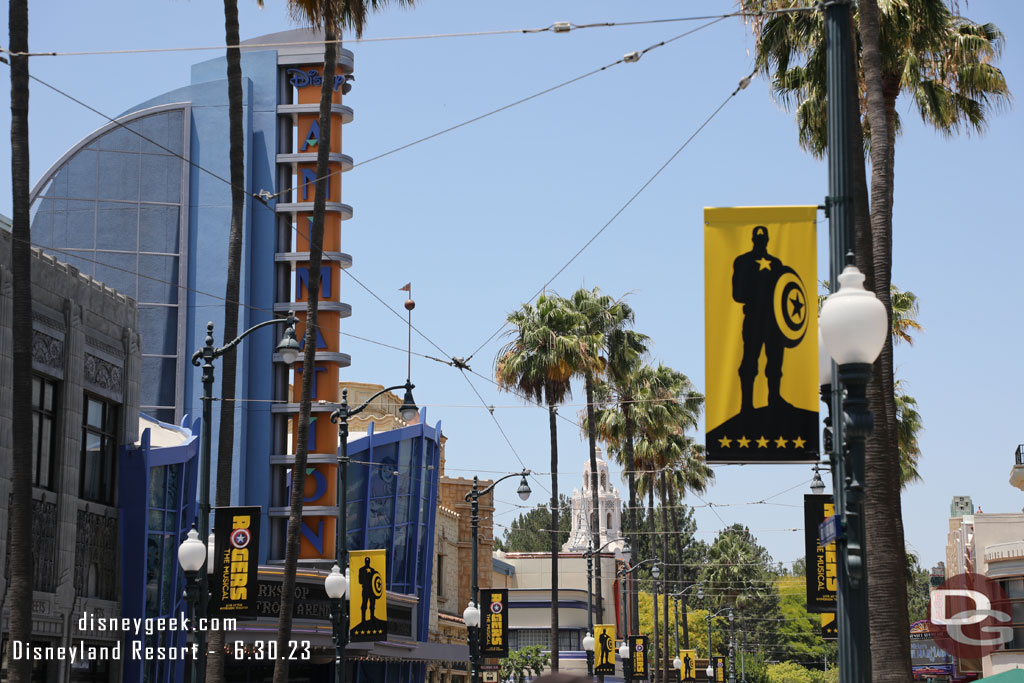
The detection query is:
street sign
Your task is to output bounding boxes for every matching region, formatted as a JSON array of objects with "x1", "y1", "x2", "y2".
[{"x1": 819, "y1": 514, "x2": 841, "y2": 545}]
